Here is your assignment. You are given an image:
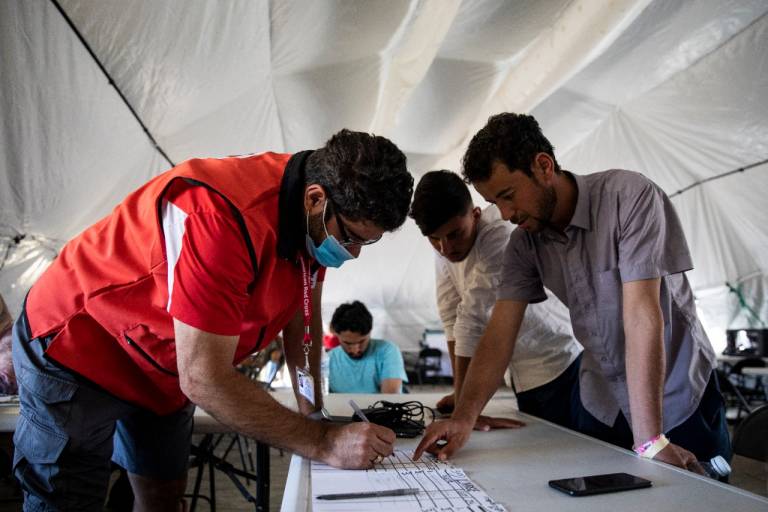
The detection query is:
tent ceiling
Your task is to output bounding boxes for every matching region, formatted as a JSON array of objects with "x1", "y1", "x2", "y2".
[{"x1": 1, "y1": 0, "x2": 767, "y2": 348}]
